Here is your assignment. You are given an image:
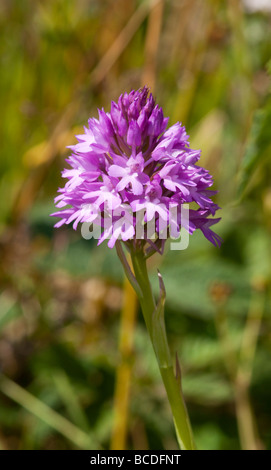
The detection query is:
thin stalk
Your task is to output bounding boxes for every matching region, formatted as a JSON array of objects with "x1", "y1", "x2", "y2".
[
  {"x1": 129, "y1": 248, "x2": 195, "y2": 450},
  {"x1": 141, "y1": 0, "x2": 165, "y2": 92},
  {"x1": 0, "y1": 375, "x2": 100, "y2": 450},
  {"x1": 111, "y1": 273, "x2": 138, "y2": 450},
  {"x1": 214, "y1": 289, "x2": 264, "y2": 450},
  {"x1": 90, "y1": 0, "x2": 162, "y2": 86}
]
